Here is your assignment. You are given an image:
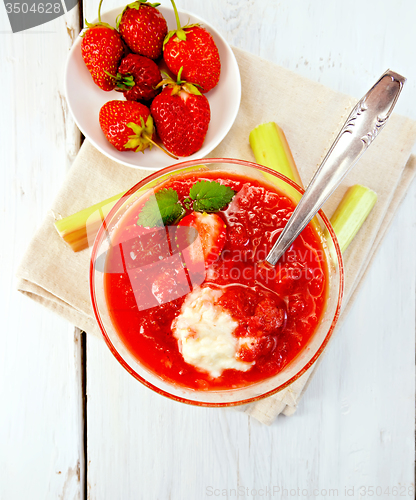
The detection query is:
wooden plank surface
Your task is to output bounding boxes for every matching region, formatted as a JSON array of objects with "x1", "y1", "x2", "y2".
[
  {"x1": 1, "y1": 0, "x2": 415, "y2": 498},
  {"x1": 84, "y1": 0, "x2": 416, "y2": 498},
  {"x1": 0, "y1": 5, "x2": 84, "y2": 500}
]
